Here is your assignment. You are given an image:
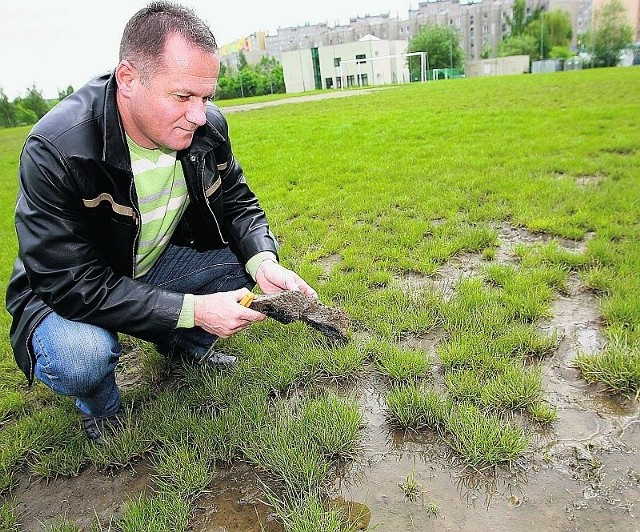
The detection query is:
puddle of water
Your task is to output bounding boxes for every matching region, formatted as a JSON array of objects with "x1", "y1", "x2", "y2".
[
  {"x1": 189, "y1": 463, "x2": 283, "y2": 532},
  {"x1": 337, "y1": 369, "x2": 639, "y2": 531}
]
